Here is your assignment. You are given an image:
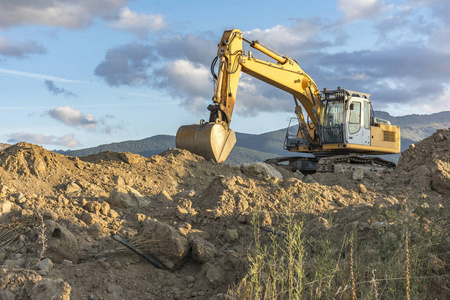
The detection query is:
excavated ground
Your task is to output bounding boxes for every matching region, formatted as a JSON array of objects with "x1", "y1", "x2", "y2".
[{"x1": 0, "y1": 129, "x2": 449, "y2": 299}]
